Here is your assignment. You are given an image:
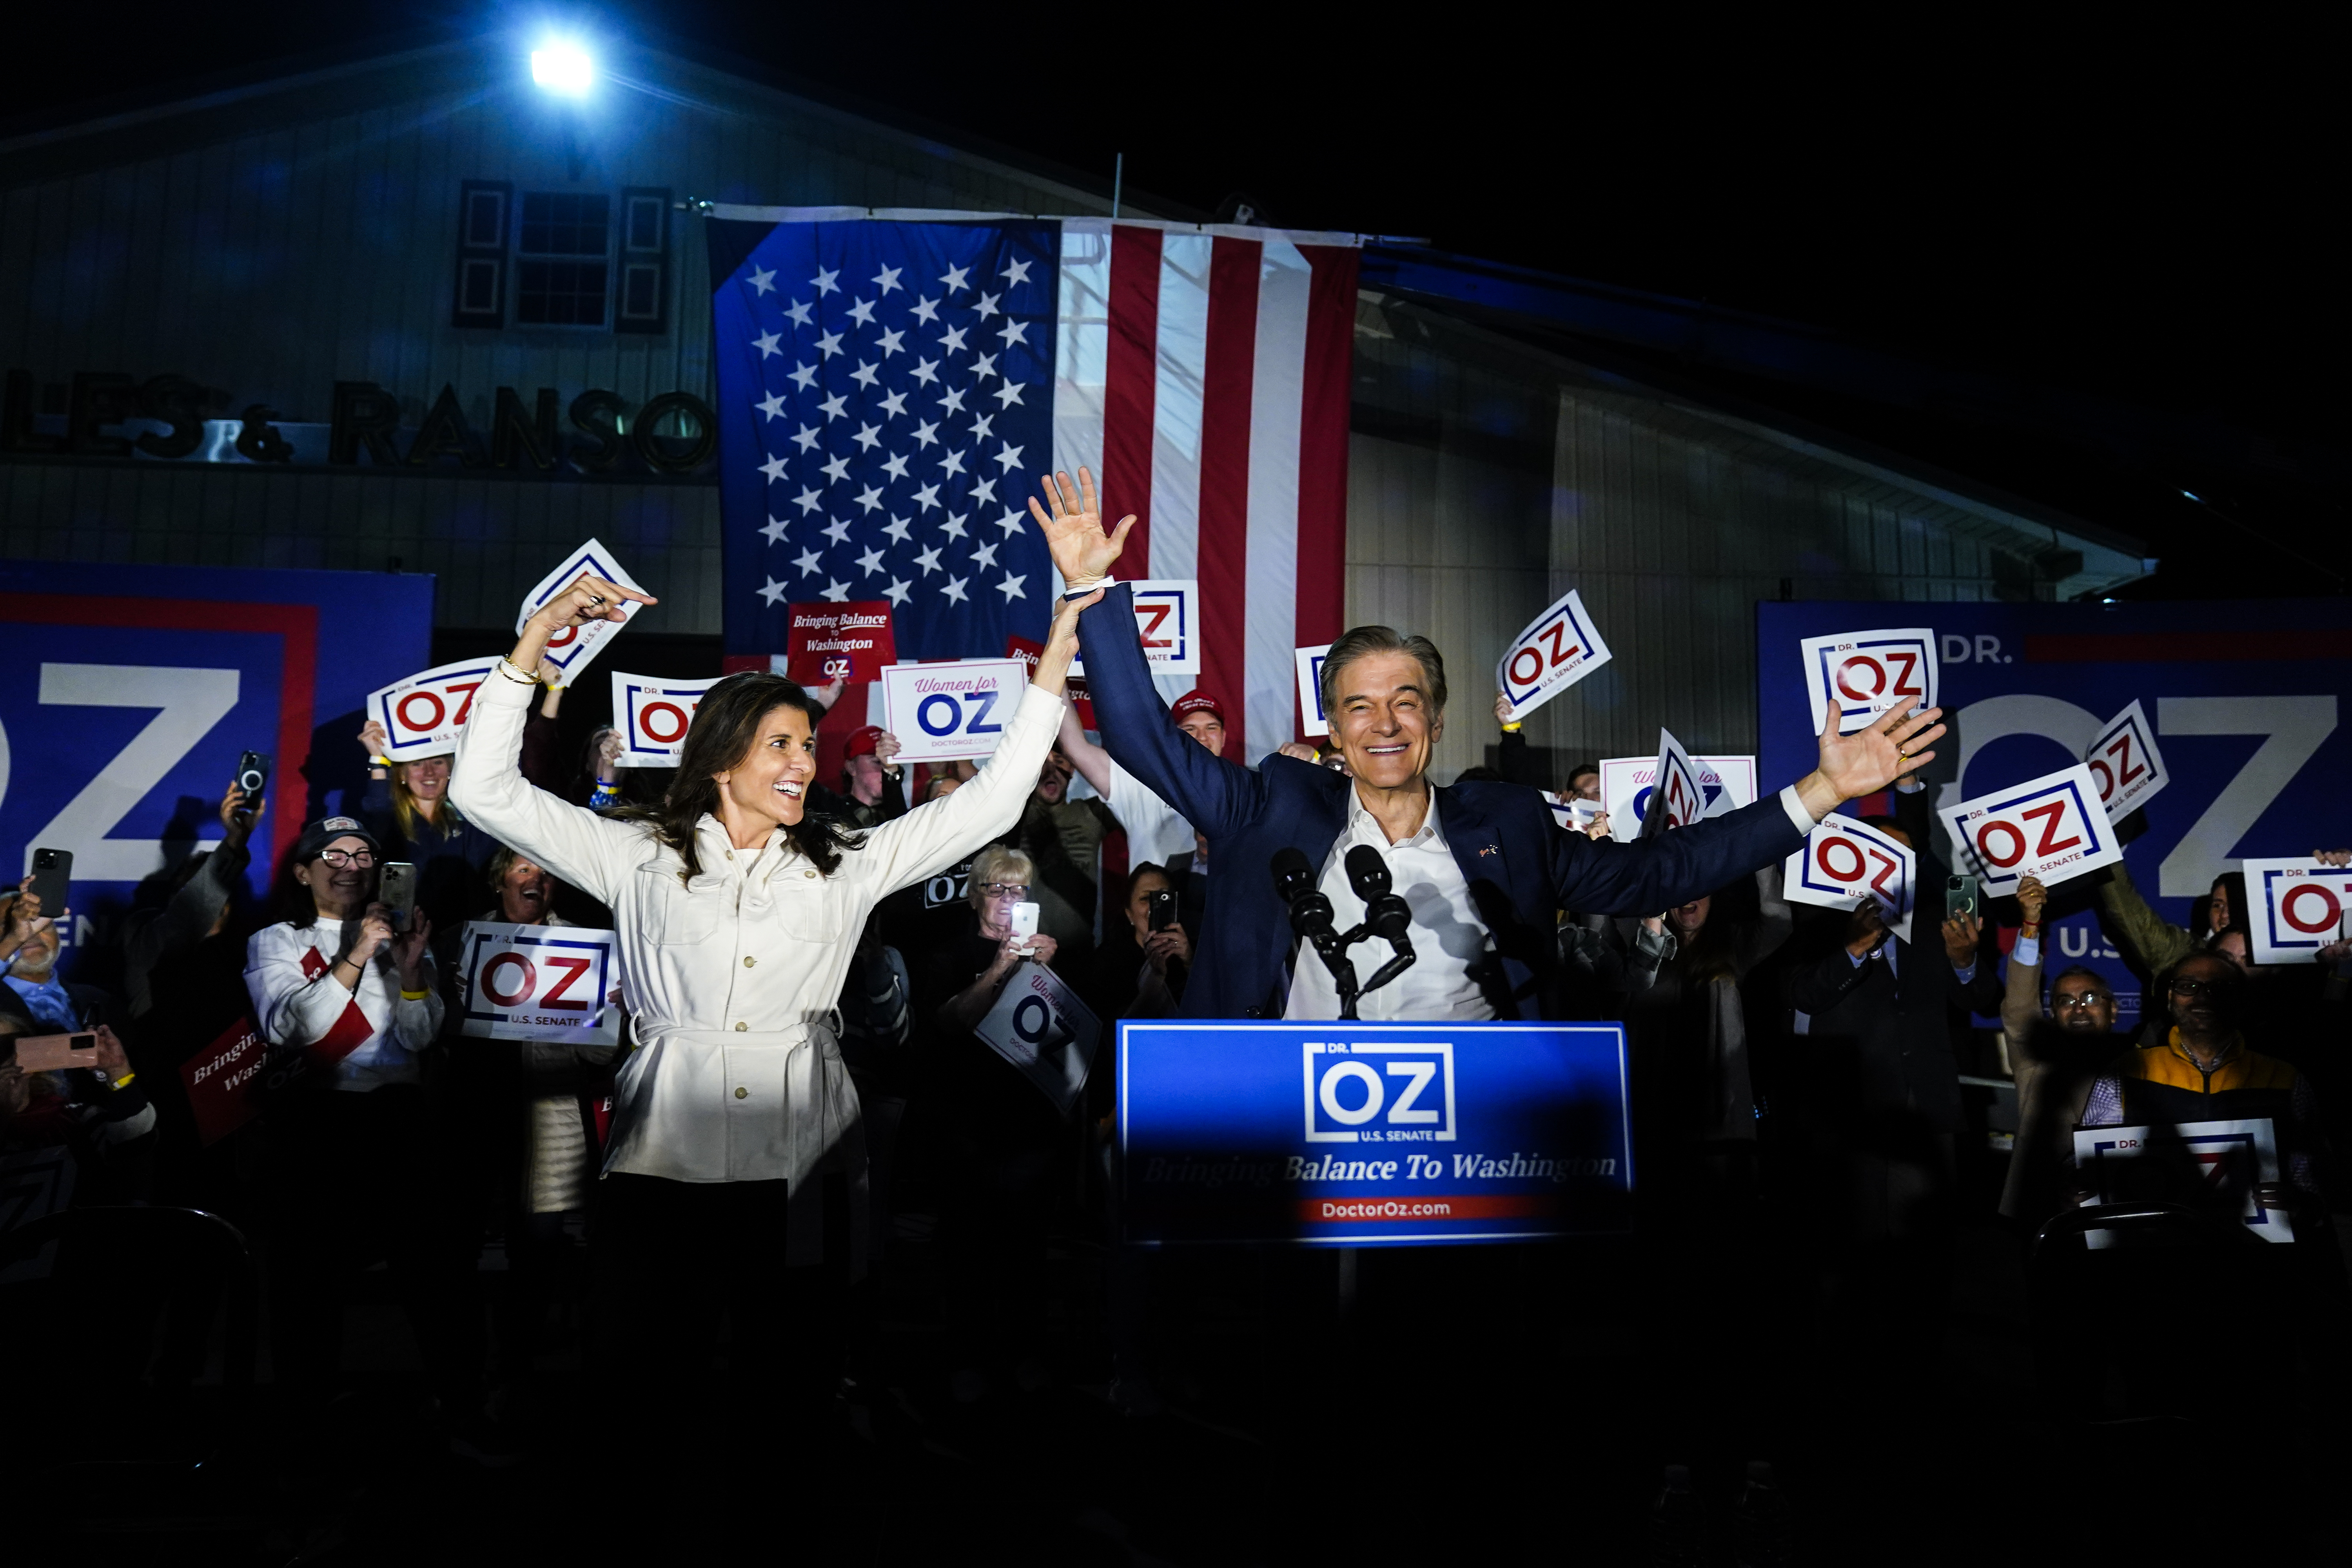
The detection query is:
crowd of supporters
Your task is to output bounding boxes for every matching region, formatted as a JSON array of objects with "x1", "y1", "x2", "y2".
[{"x1": 4, "y1": 664, "x2": 2348, "y2": 1554}]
